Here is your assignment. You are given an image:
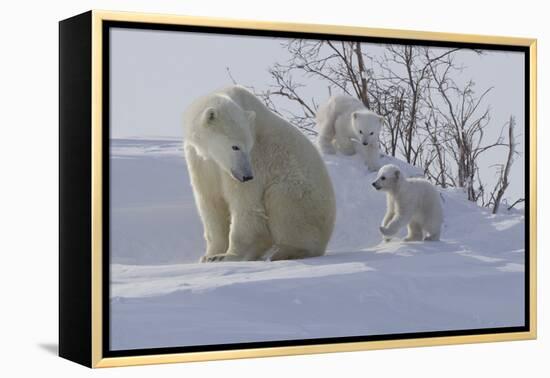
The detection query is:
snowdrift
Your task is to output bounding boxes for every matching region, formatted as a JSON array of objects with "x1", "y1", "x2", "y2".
[{"x1": 109, "y1": 138, "x2": 525, "y2": 350}]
